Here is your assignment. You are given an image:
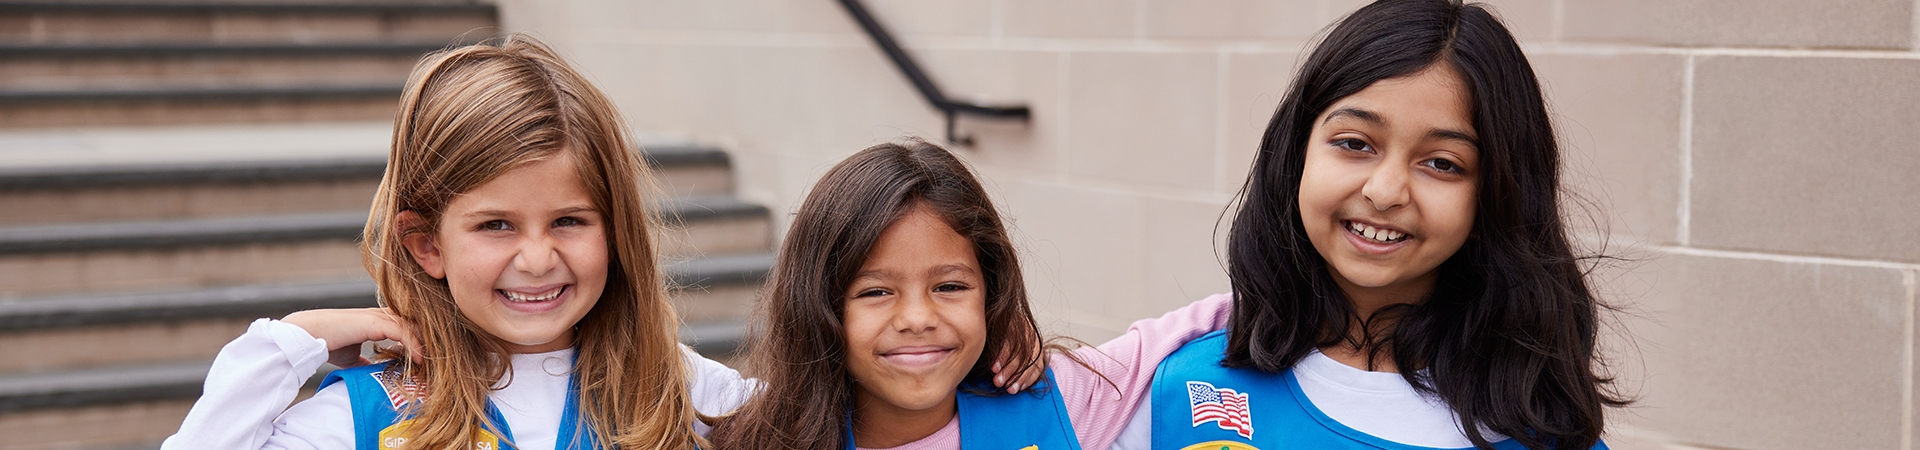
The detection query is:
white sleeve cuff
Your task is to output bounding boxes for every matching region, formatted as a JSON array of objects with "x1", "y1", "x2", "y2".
[{"x1": 256, "y1": 318, "x2": 331, "y2": 375}]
